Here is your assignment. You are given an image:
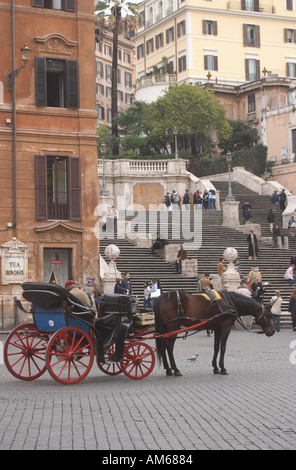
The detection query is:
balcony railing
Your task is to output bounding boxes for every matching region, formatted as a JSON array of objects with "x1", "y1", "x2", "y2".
[
  {"x1": 227, "y1": 1, "x2": 275, "y2": 13},
  {"x1": 136, "y1": 73, "x2": 176, "y2": 90}
]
